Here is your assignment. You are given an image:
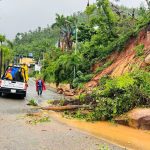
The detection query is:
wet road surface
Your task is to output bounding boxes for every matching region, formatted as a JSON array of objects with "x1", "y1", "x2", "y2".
[{"x1": 0, "y1": 79, "x2": 125, "y2": 150}]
